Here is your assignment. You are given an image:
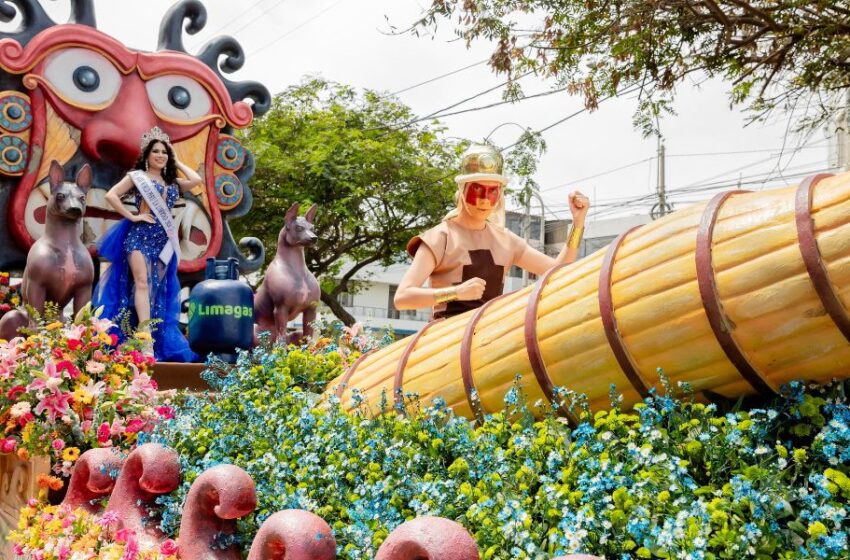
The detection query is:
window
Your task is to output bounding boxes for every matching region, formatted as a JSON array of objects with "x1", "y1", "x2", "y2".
[
  {"x1": 339, "y1": 292, "x2": 354, "y2": 307},
  {"x1": 387, "y1": 285, "x2": 400, "y2": 319}
]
